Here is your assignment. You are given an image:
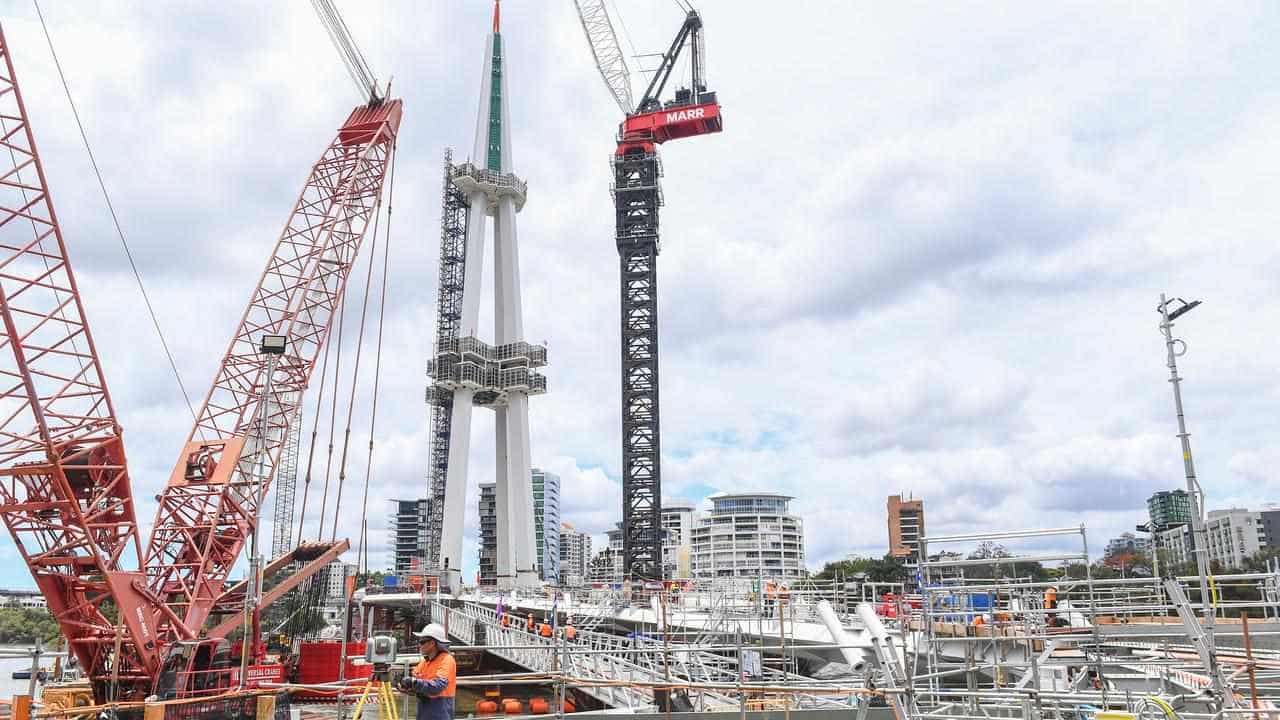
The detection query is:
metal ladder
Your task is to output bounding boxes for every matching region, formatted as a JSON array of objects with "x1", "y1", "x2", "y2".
[{"x1": 1163, "y1": 578, "x2": 1236, "y2": 708}]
